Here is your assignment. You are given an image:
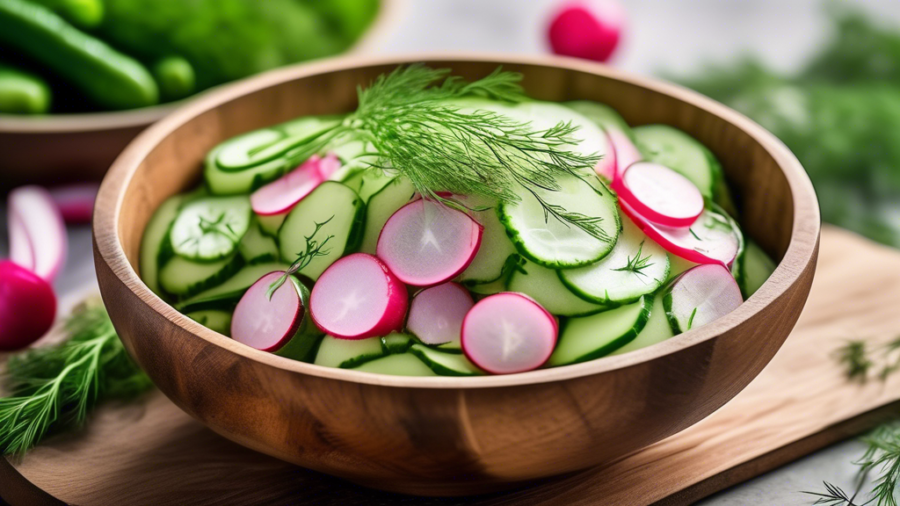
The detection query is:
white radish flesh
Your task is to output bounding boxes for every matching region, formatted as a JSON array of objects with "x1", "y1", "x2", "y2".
[
  {"x1": 9, "y1": 186, "x2": 67, "y2": 282},
  {"x1": 250, "y1": 155, "x2": 324, "y2": 216},
  {"x1": 231, "y1": 272, "x2": 303, "y2": 352},
  {"x1": 664, "y1": 264, "x2": 743, "y2": 333},
  {"x1": 461, "y1": 292, "x2": 557, "y2": 375},
  {"x1": 8, "y1": 211, "x2": 34, "y2": 271},
  {"x1": 377, "y1": 200, "x2": 483, "y2": 287},
  {"x1": 595, "y1": 131, "x2": 617, "y2": 180},
  {"x1": 315, "y1": 153, "x2": 341, "y2": 180},
  {"x1": 608, "y1": 128, "x2": 642, "y2": 180},
  {"x1": 614, "y1": 162, "x2": 704, "y2": 228},
  {"x1": 406, "y1": 282, "x2": 474, "y2": 345},
  {"x1": 310, "y1": 253, "x2": 408, "y2": 339}
]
